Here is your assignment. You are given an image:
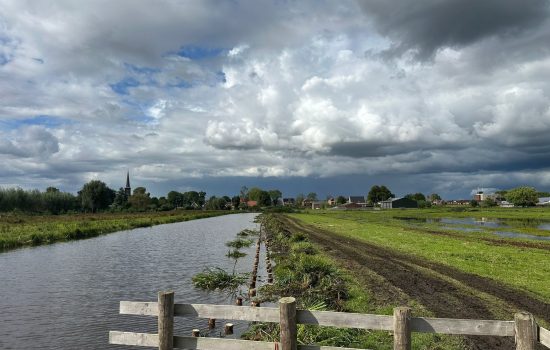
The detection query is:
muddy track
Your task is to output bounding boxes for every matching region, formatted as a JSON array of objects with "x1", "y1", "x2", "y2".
[{"x1": 277, "y1": 215, "x2": 549, "y2": 350}]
